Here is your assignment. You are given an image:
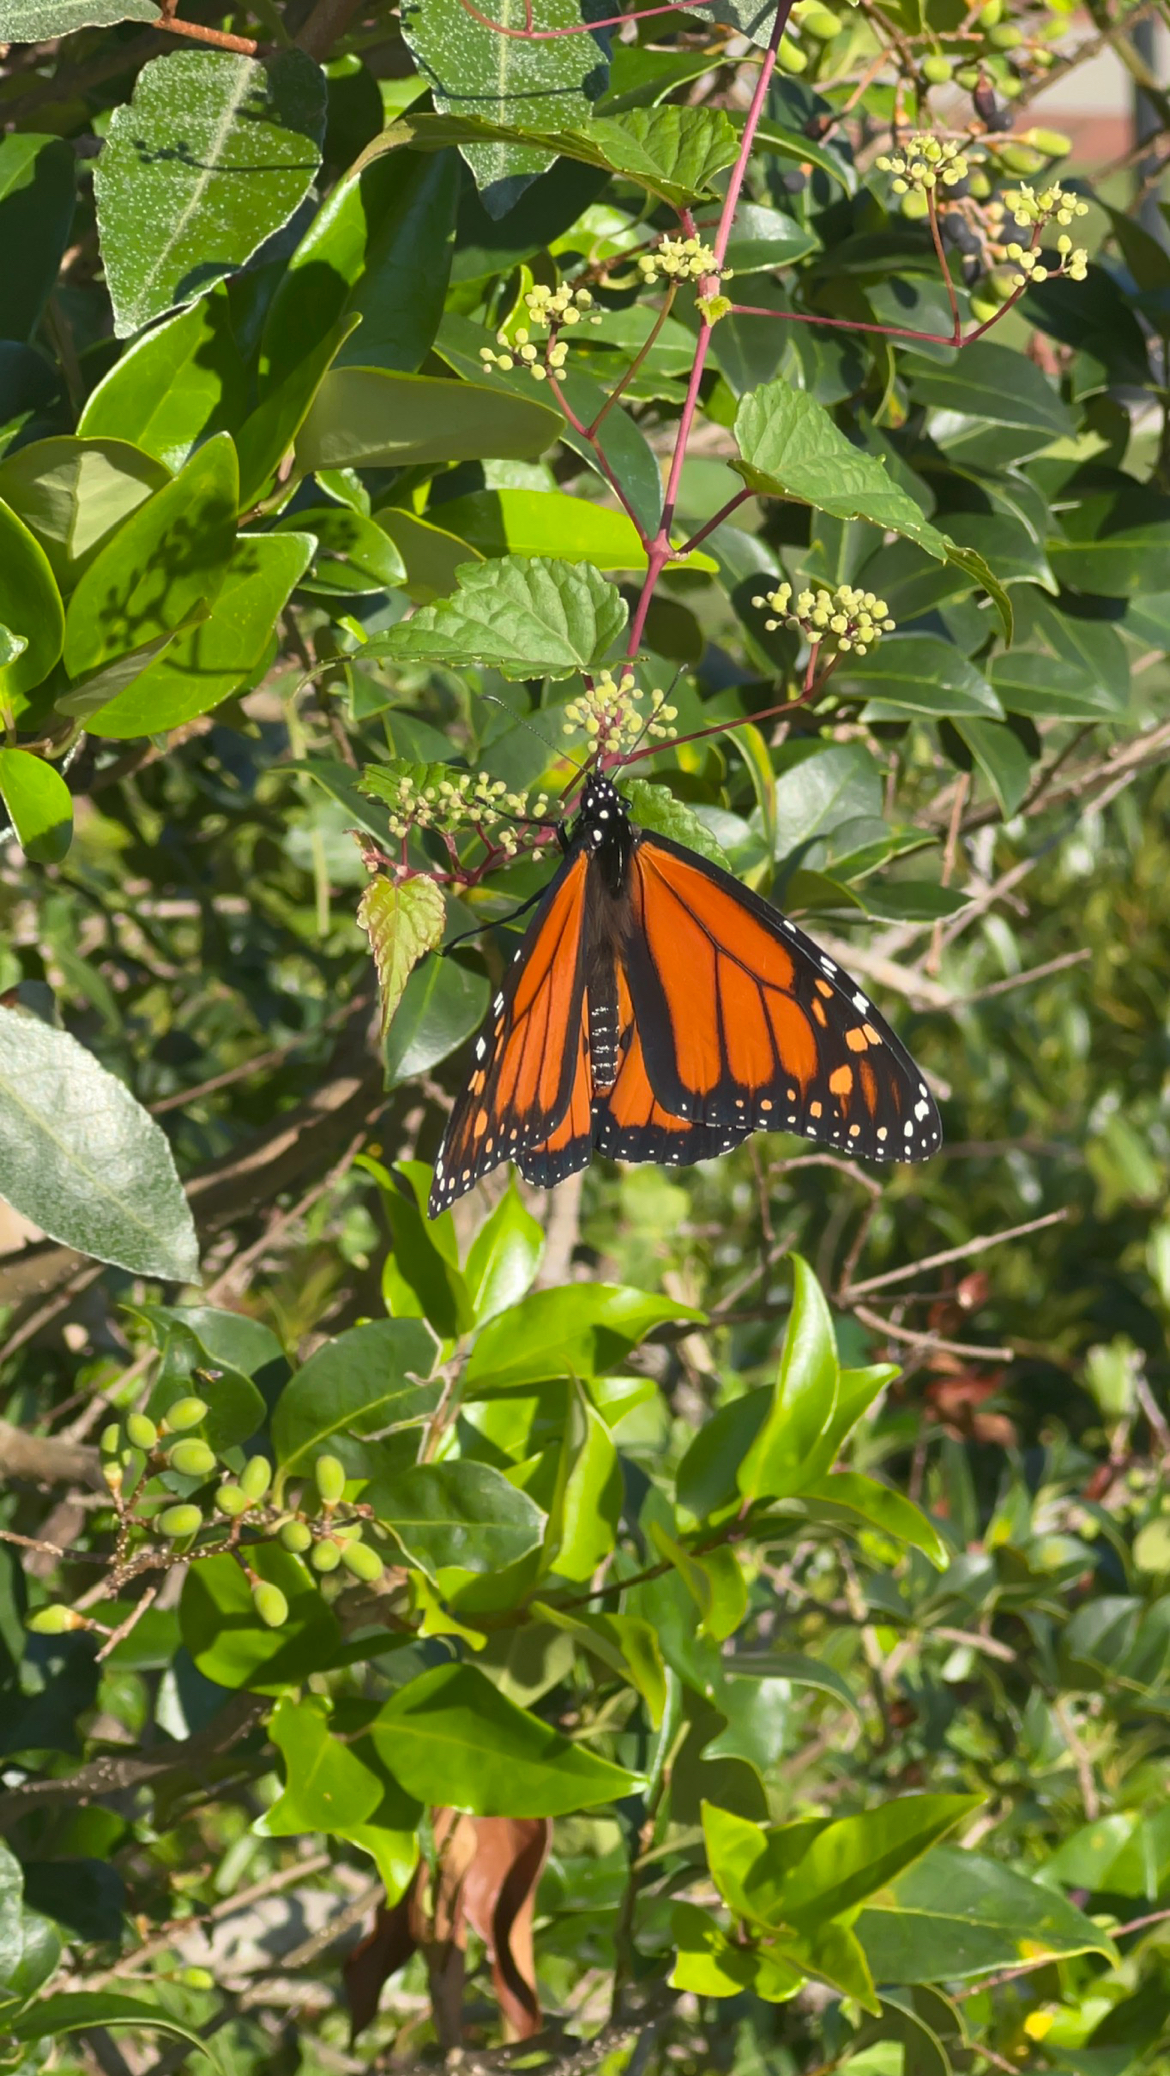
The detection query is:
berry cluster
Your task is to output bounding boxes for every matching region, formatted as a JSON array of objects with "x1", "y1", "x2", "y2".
[
  {"x1": 361, "y1": 761, "x2": 540, "y2": 855},
  {"x1": 753, "y1": 582, "x2": 896, "y2": 658},
  {"x1": 562, "y1": 669, "x2": 679, "y2": 758},
  {"x1": 479, "y1": 282, "x2": 602, "y2": 382}
]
